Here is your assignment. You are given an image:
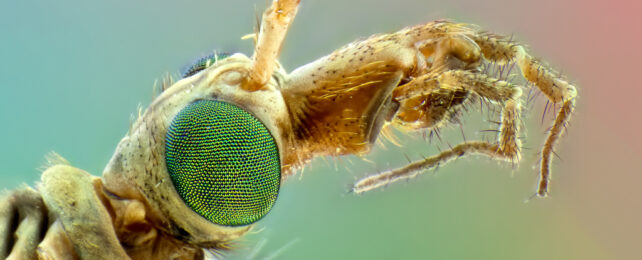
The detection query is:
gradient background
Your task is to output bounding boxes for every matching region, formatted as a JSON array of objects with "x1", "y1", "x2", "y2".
[{"x1": 0, "y1": 0, "x2": 639, "y2": 259}]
